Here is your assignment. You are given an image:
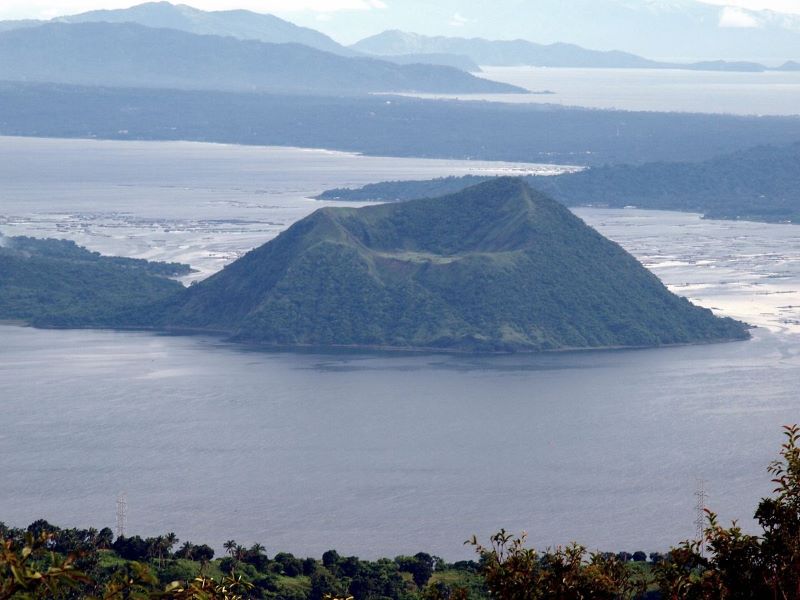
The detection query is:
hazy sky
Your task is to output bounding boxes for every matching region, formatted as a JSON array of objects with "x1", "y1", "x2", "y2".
[{"x1": 2, "y1": 0, "x2": 800, "y2": 20}]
